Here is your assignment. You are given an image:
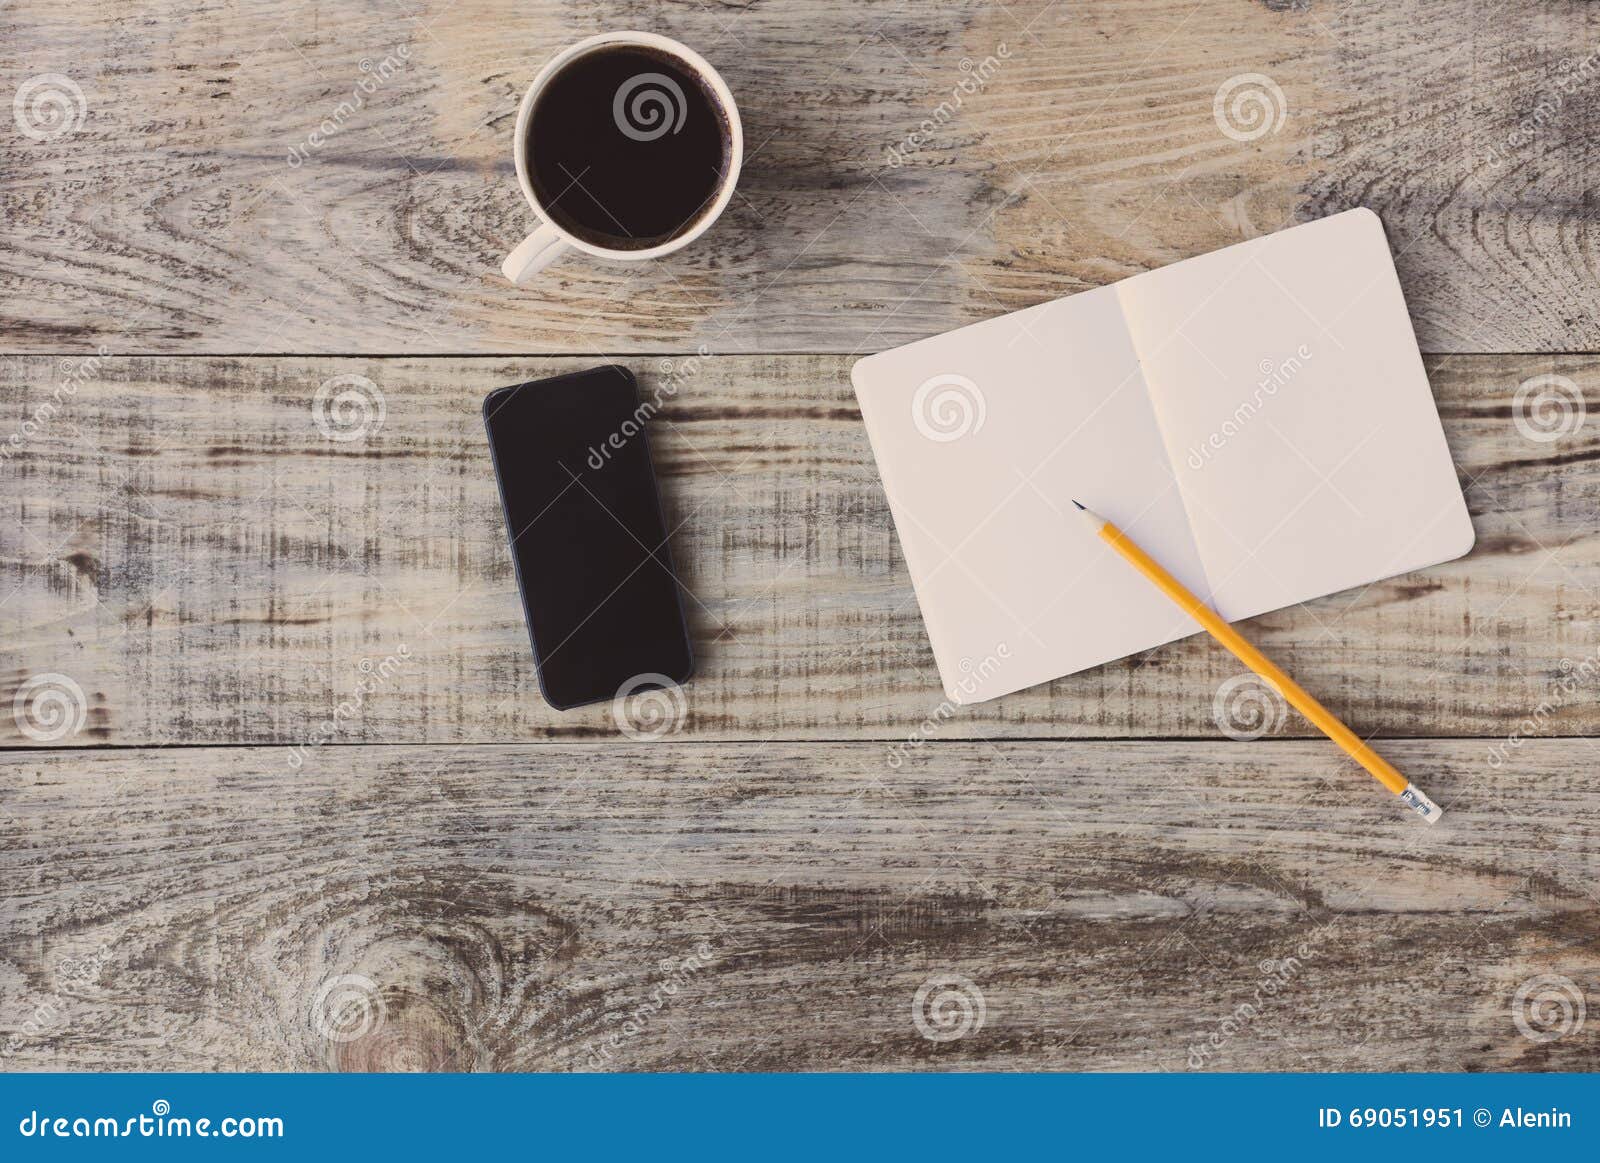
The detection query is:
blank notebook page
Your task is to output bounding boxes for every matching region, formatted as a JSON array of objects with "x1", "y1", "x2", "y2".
[
  {"x1": 1118, "y1": 209, "x2": 1474, "y2": 621},
  {"x1": 852, "y1": 284, "x2": 1202, "y2": 703}
]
